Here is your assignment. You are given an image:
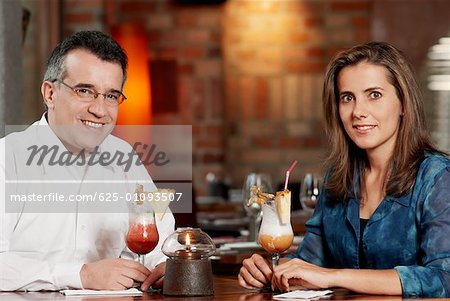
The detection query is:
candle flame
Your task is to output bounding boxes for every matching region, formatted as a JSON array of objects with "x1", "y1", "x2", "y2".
[{"x1": 186, "y1": 233, "x2": 191, "y2": 246}]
